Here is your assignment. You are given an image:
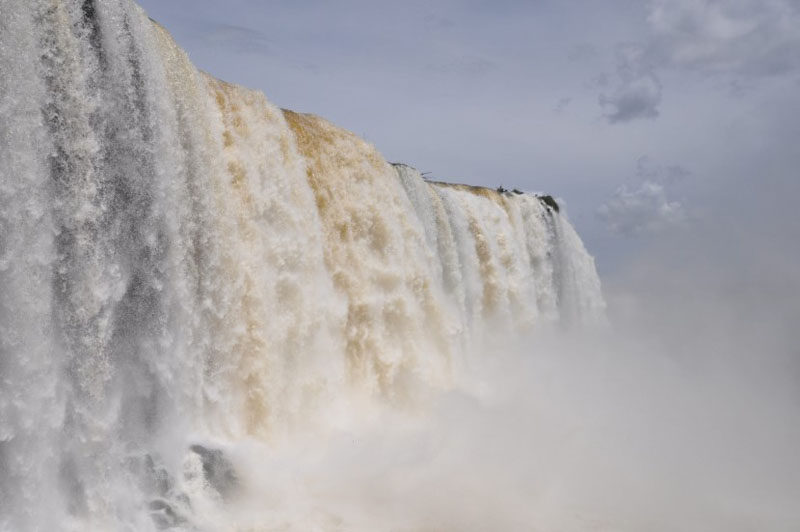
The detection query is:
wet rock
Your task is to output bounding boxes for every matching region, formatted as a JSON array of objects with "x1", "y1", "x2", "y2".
[
  {"x1": 189, "y1": 444, "x2": 238, "y2": 498},
  {"x1": 126, "y1": 453, "x2": 172, "y2": 497},
  {"x1": 144, "y1": 454, "x2": 172, "y2": 496},
  {"x1": 149, "y1": 499, "x2": 184, "y2": 529}
]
